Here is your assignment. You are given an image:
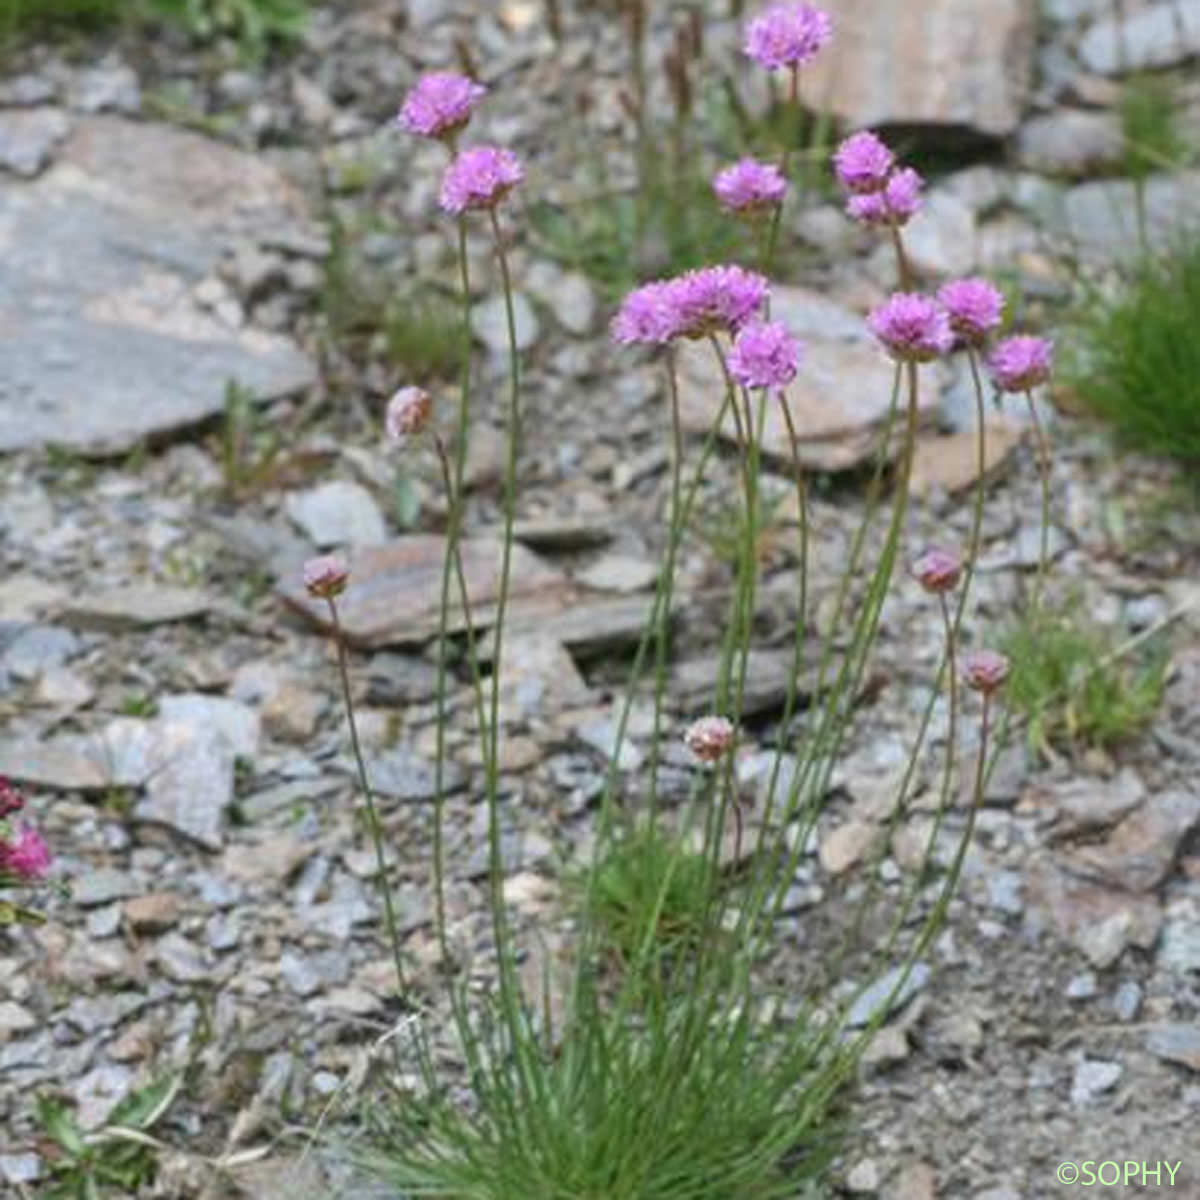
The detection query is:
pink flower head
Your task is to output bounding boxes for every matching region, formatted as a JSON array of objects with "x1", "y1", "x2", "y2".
[
  {"x1": 937, "y1": 277, "x2": 1005, "y2": 346},
  {"x1": 667, "y1": 264, "x2": 770, "y2": 339},
  {"x1": 988, "y1": 335, "x2": 1053, "y2": 393},
  {"x1": 845, "y1": 166, "x2": 923, "y2": 227},
  {"x1": 713, "y1": 158, "x2": 787, "y2": 215},
  {"x1": 303, "y1": 554, "x2": 350, "y2": 600},
  {"x1": 727, "y1": 320, "x2": 803, "y2": 392},
  {"x1": 439, "y1": 146, "x2": 523, "y2": 215},
  {"x1": 867, "y1": 293, "x2": 953, "y2": 363},
  {"x1": 833, "y1": 131, "x2": 895, "y2": 194},
  {"x1": 0, "y1": 777, "x2": 24, "y2": 820},
  {"x1": 963, "y1": 649, "x2": 1011, "y2": 695},
  {"x1": 611, "y1": 280, "x2": 682, "y2": 345},
  {"x1": 398, "y1": 72, "x2": 486, "y2": 141},
  {"x1": 0, "y1": 824, "x2": 51, "y2": 882},
  {"x1": 744, "y1": 3, "x2": 833, "y2": 70},
  {"x1": 386, "y1": 386, "x2": 432, "y2": 442},
  {"x1": 912, "y1": 547, "x2": 962, "y2": 594},
  {"x1": 685, "y1": 715, "x2": 736, "y2": 764}
]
